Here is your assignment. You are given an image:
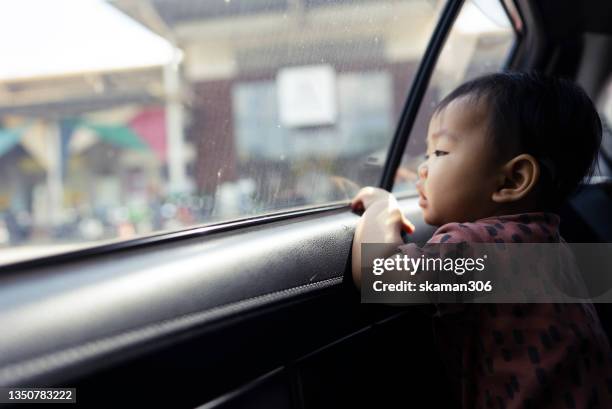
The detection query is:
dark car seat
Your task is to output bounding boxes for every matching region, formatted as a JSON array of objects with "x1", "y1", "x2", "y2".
[{"x1": 559, "y1": 167, "x2": 612, "y2": 341}]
